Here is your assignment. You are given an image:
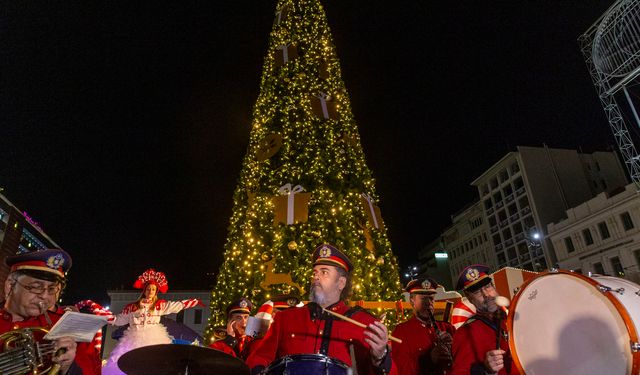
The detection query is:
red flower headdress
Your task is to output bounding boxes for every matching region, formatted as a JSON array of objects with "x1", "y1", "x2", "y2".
[{"x1": 133, "y1": 268, "x2": 169, "y2": 293}]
